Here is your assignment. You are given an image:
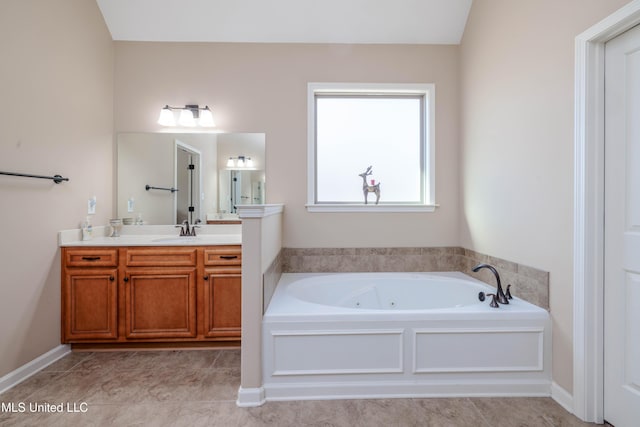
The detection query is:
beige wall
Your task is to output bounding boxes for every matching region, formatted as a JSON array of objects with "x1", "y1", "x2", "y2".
[
  {"x1": 459, "y1": 0, "x2": 631, "y2": 393},
  {"x1": 114, "y1": 42, "x2": 461, "y2": 248},
  {"x1": 0, "y1": 0, "x2": 114, "y2": 376}
]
